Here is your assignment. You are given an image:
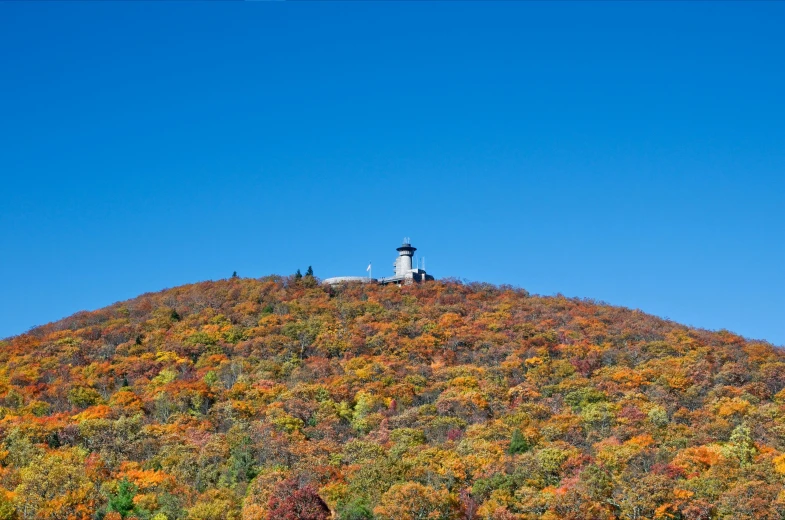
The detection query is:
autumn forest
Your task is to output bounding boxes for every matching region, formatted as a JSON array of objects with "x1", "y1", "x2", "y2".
[{"x1": 1, "y1": 276, "x2": 784, "y2": 519}]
